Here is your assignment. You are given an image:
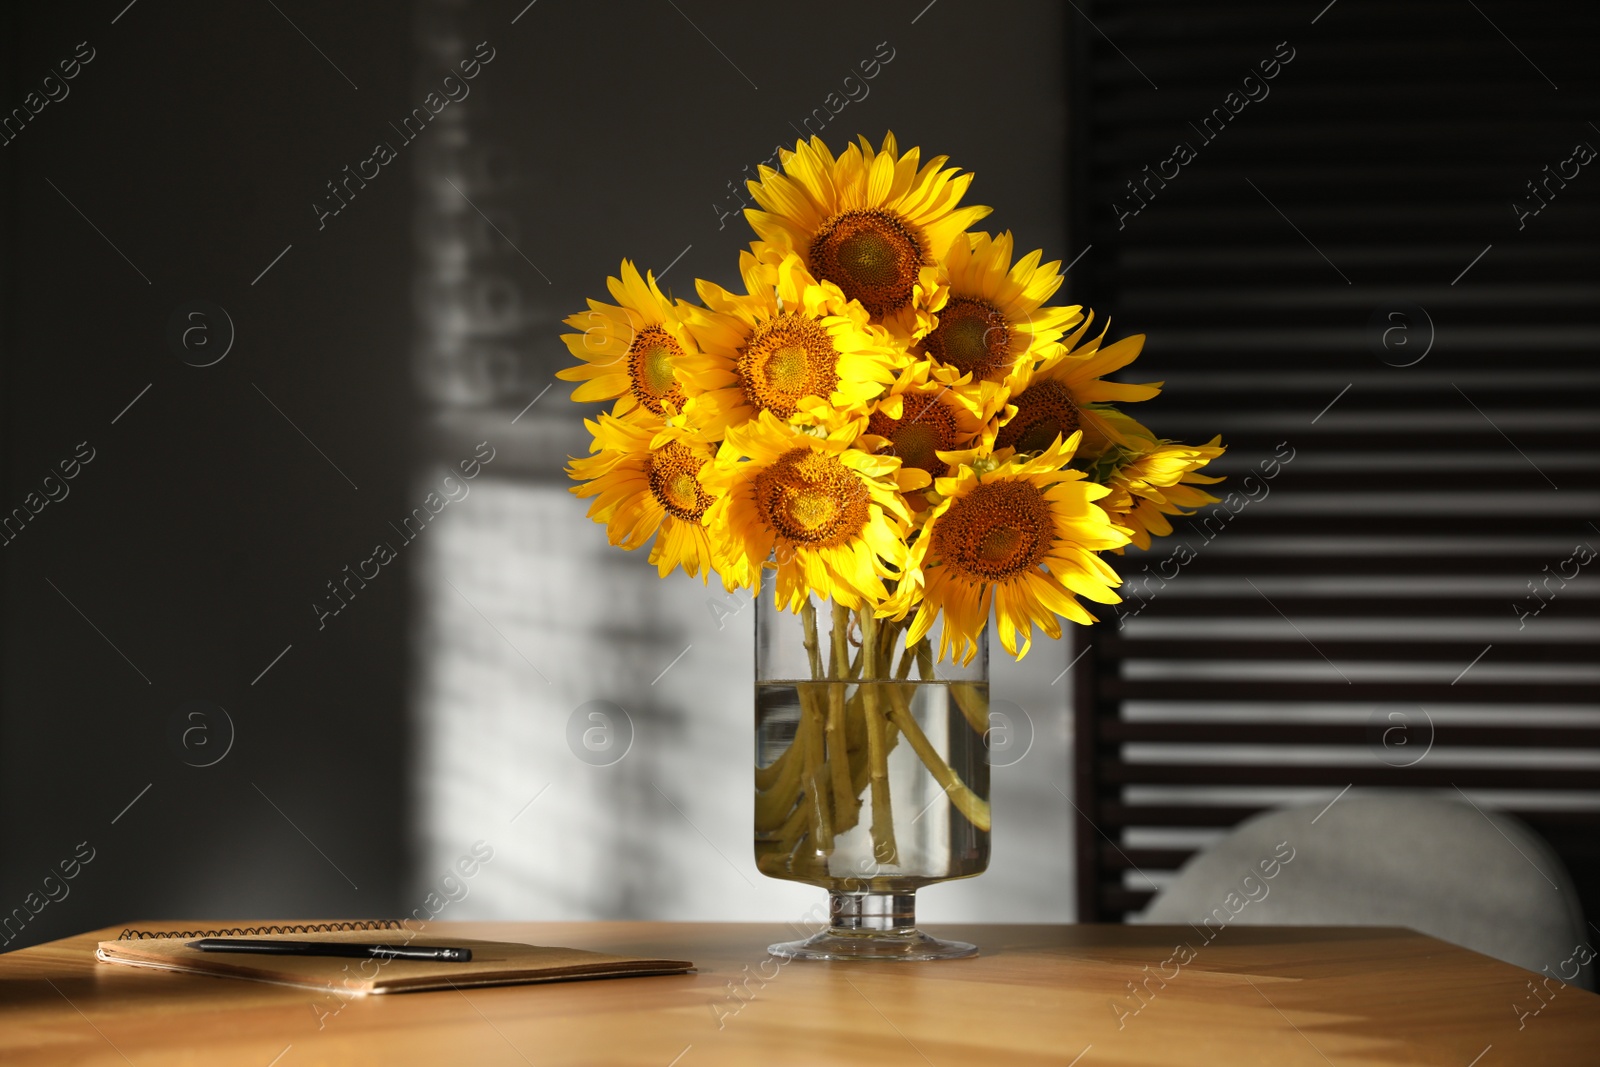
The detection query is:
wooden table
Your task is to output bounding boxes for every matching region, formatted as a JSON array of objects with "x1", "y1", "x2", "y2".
[{"x1": 1, "y1": 921, "x2": 1595, "y2": 1065}]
